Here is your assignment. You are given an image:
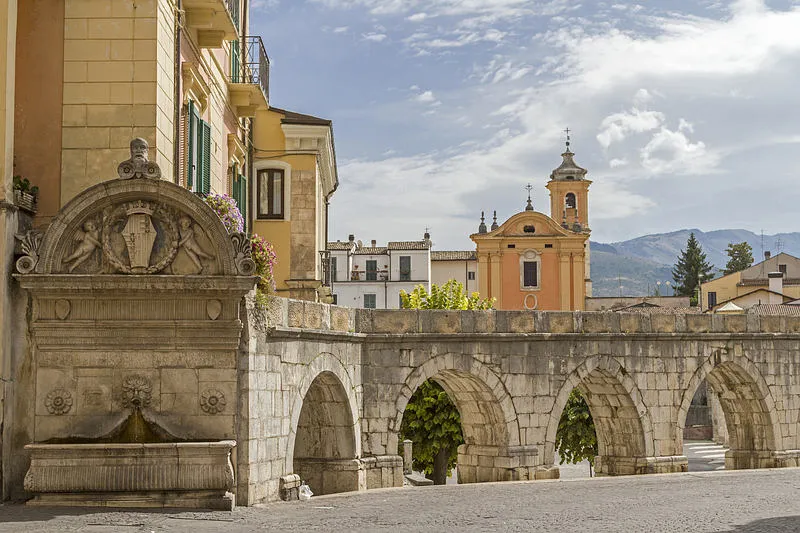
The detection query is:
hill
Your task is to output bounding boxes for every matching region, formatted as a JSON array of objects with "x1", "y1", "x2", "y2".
[{"x1": 590, "y1": 229, "x2": 800, "y2": 297}]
